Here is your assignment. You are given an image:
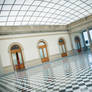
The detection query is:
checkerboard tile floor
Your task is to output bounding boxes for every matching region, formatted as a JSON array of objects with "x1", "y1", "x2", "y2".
[{"x1": 0, "y1": 53, "x2": 92, "y2": 92}]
